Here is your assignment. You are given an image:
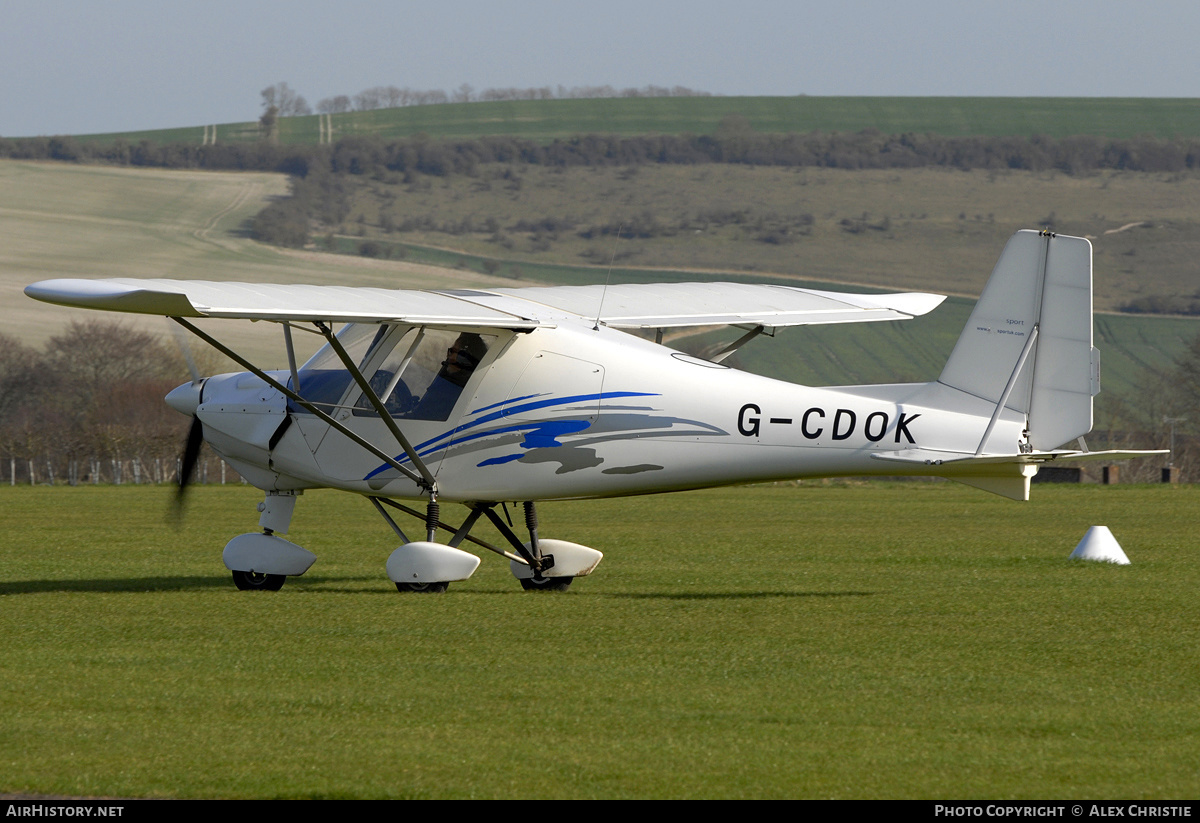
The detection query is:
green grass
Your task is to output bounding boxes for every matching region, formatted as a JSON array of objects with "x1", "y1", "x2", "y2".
[
  {"x1": 75, "y1": 97, "x2": 1200, "y2": 145},
  {"x1": 0, "y1": 482, "x2": 1196, "y2": 798}
]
